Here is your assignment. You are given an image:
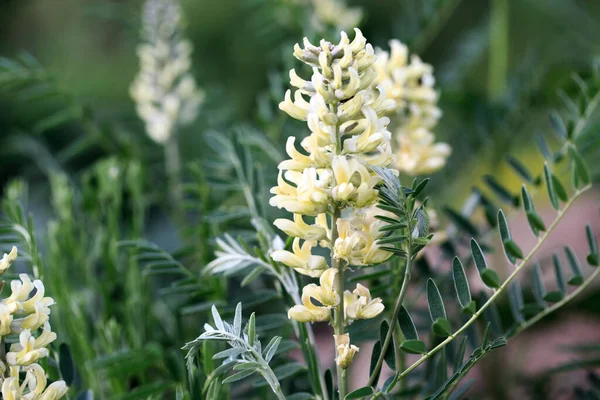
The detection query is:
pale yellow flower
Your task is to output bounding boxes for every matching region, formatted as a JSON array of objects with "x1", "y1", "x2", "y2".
[
  {"x1": 0, "y1": 305, "x2": 13, "y2": 336},
  {"x1": 344, "y1": 283, "x2": 385, "y2": 322},
  {"x1": 288, "y1": 268, "x2": 339, "y2": 322},
  {"x1": 331, "y1": 156, "x2": 379, "y2": 208},
  {"x1": 334, "y1": 333, "x2": 359, "y2": 368},
  {"x1": 37, "y1": 381, "x2": 68, "y2": 400},
  {"x1": 333, "y1": 207, "x2": 393, "y2": 266},
  {"x1": 373, "y1": 38, "x2": 451, "y2": 175},
  {"x1": 0, "y1": 246, "x2": 17, "y2": 274},
  {"x1": 310, "y1": 0, "x2": 362, "y2": 32},
  {"x1": 396, "y1": 127, "x2": 451, "y2": 175},
  {"x1": 273, "y1": 214, "x2": 329, "y2": 243},
  {"x1": 6, "y1": 330, "x2": 50, "y2": 366},
  {"x1": 269, "y1": 169, "x2": 331, "y2": 216},
  {"x1": 271, "y1": 238, "x2": 329, "y2": 278}
]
